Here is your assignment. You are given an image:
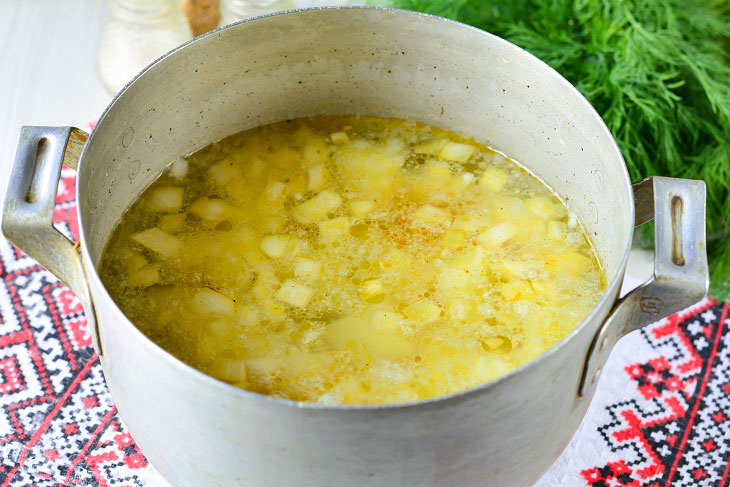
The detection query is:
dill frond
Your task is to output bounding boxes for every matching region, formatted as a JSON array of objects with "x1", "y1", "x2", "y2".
[{"x1": 394, "y1": 0, "x2": 730, "y2": 298}]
